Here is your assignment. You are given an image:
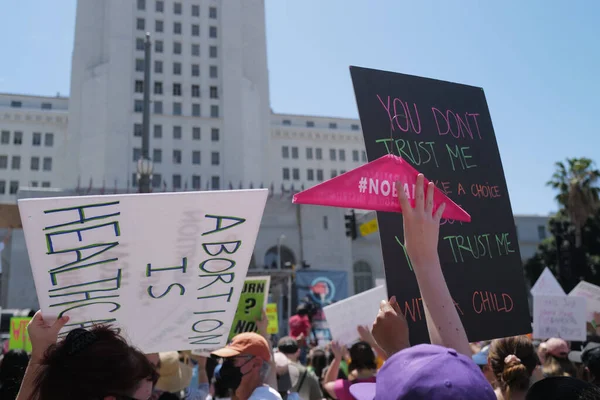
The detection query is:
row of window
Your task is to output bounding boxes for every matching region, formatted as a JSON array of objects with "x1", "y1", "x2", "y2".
[
  {"x1": 282, "y1": 119, "x2": 360, "y2": 131},
  {"x1": 132, "y1": 173, "x2": 220, "y2": 190},
  {"x1": 134, "y1": 81, "x2": 219, "y2": 99},
  {"x1": 6, "y1": 101, "x2": 54, "y2": 110},
  {"x1": 134, "y1": 100, "x2": 219, "y2": 118},
  {"x1": 282, "y1": 168, "x2": 346, "y2": 182},
  {"x1": 0, "y1": 180, "x2": 50, "y2": 194},
  {"x1": 0, "y1": 155, "x2": 53, "y2": 171},
  {"x1": 137, "y1": 19, "x2": 217, "y2": 38},
  {"x1": 138, "y1": 0, "x2": 217, "y2": 19},
  {"x1": 1, "y1": 131, "x2": 54, "y2": 146},
  {"x1": 136, "y1": 39, "x2": 218, "y2": 57},
  {"x1": 132, "y1": 148, "x2": 219, "y2": 165},
  {"x1": 0, "y1": 180, "x2": 37, "y2": 195},
  {"x1": 282, "y1": 146, "x2": 367, "y2": 162},
  {"x1": 133, "y1": 124, "x2": 219, "y2": 141},
  {"x1": 136, "y1": 59, "x2": 218, "y2": 77}
]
